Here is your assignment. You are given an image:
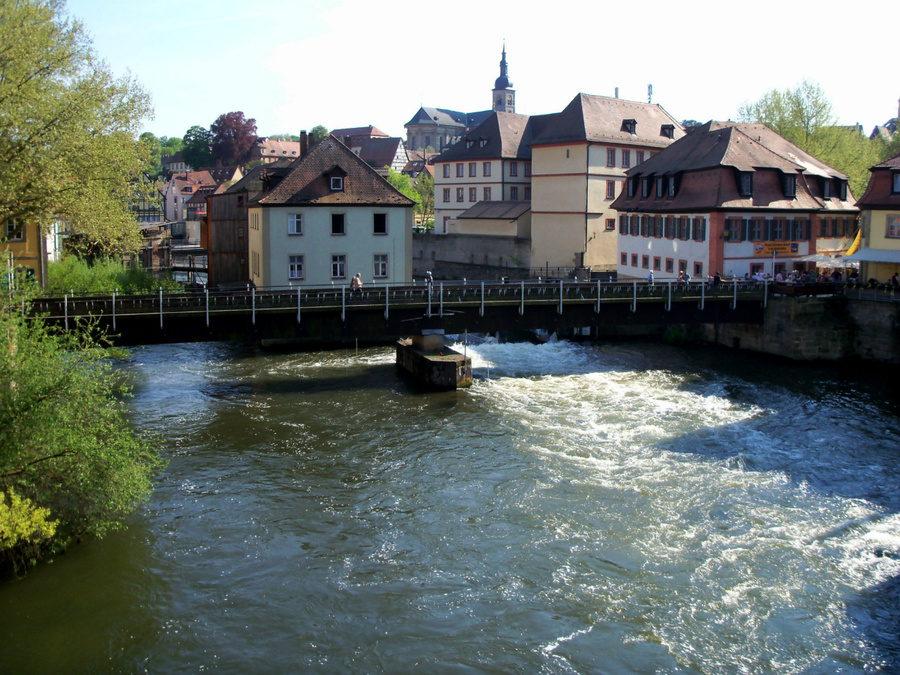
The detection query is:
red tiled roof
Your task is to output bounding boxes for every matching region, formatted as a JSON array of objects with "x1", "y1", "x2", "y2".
[
  {"x1": 255, "y1": 136, "x2": 416, "y2": 207},
  {"x1": 857, "y1": 152, "x2": 900, "y2": 209}
]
